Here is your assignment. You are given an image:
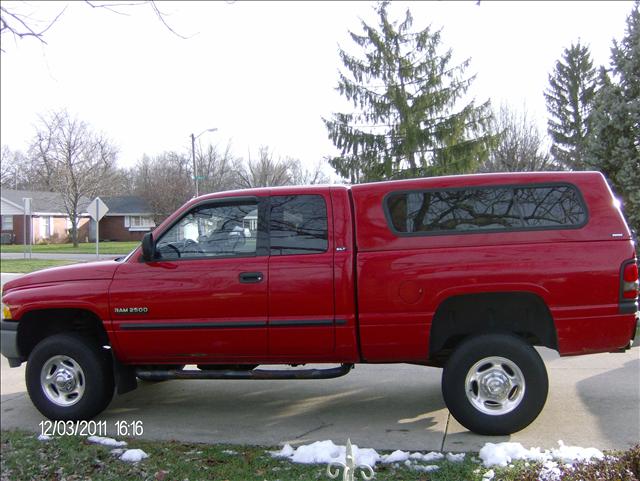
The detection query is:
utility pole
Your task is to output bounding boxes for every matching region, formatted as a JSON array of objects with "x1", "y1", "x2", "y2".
[{"x1": 190, "y1": 128, "x2": 217, "y2": 198}]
